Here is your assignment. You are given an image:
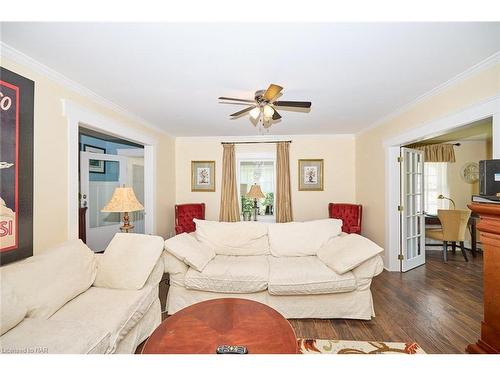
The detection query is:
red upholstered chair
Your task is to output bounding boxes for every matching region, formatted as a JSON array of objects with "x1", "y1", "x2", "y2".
[
  {"x1": 175, "y1": 203, "x2": 206, "y2": 235},
  {"x1": 328, "y1": 203, "x2": 362, "y2": 234}
]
